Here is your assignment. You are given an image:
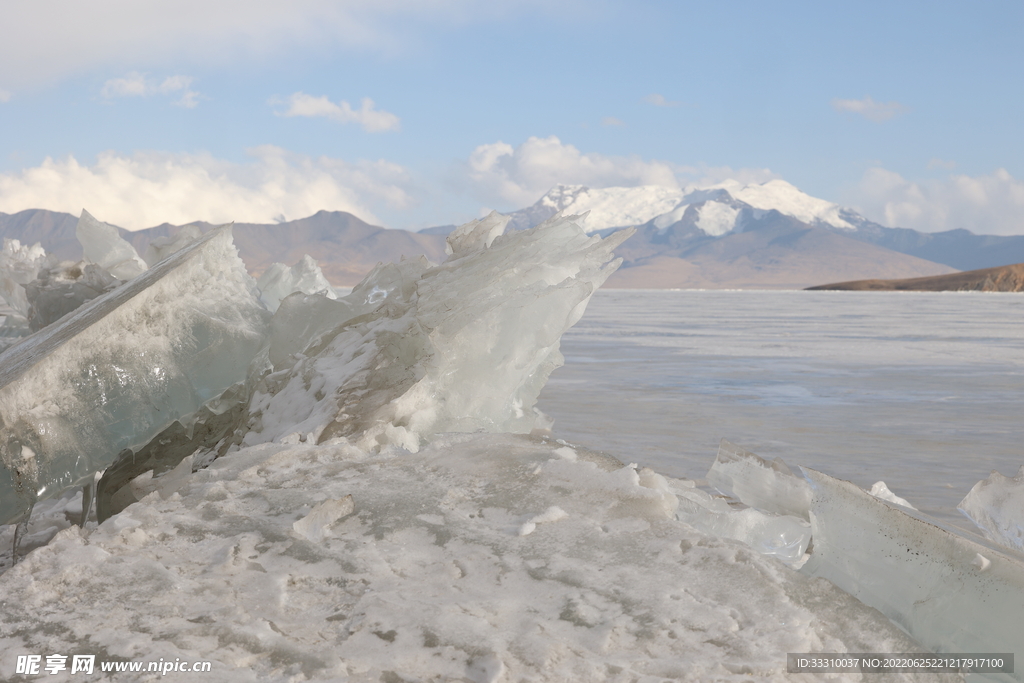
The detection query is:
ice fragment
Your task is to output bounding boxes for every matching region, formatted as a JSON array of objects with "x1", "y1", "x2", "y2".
[
  {"x1": 0, "y1": 225, "x2": 269, "y2": 526},
  {"x1": 292, "y1": 495, "x2": 355, "y2": 542},
  {"x1": 800, "y1": 466, "x2": 1024, "y2": 667},
  {"x1": 706, "y1": 438, "x2": 811, "y2": 519},
  {"x1": 75, "y1": 209, "x2": 147, "y2": 280},
  {"x1": 868, "y1": 480, "x2": 916, "y2": 509},
  {"x1": 244, "y1": 212, "x2": 633, "y2": 451},
  {"x1": 257, "y1": 254, "x2": 337, "y2": 313},
  {"x1": 958, "y1": 466, "x2": 1024, "y2": 551}
]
